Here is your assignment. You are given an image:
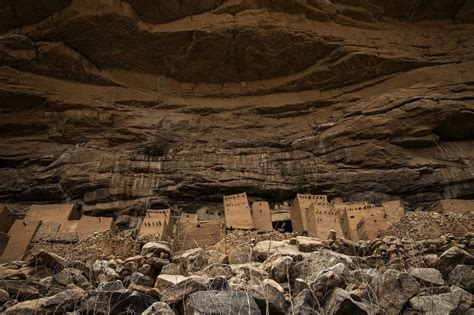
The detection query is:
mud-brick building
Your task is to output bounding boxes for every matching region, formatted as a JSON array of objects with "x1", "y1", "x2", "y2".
[
  {"x1": 251, "y1": 201, "x2": 273, "y2": 232},
  {"x1": 303, "y1": 197, "x2": 405, "y2": 241},
  {"x1": 290, "y1": 194, "x2": 328, "y2": 234},
  {"x1": 305, "y1": 199, "x2": 336, "y2": 239},
  {"x1": 139, "y1": 209, "x2": 172, "y2": 241},
  {"x1": 175, "y1": 207, "x2": 225, "y2": 251},
  {"x1": 0, "y1": 204, "x2": 113, "y2": 262},
  {"x1": 337, "y1": 203, "x2": 386, "y2": 241},
  {"x1": 223, "y1": 193, "x2": 254, "y2": 230}
]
